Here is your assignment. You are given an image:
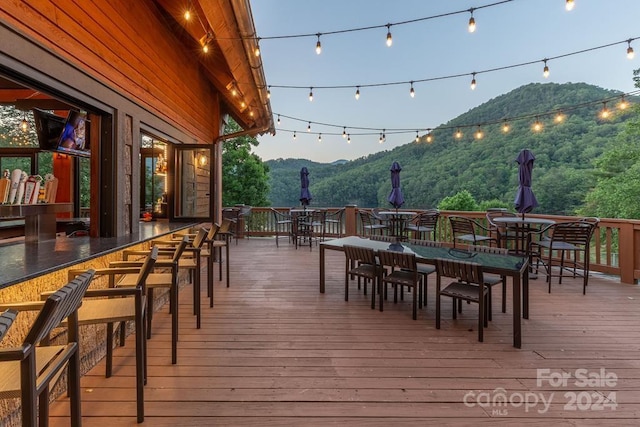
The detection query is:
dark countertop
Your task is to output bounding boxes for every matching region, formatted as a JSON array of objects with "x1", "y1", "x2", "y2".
[{"x1": 0, "y1": 221, "x2": 196, "y2": 289}]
